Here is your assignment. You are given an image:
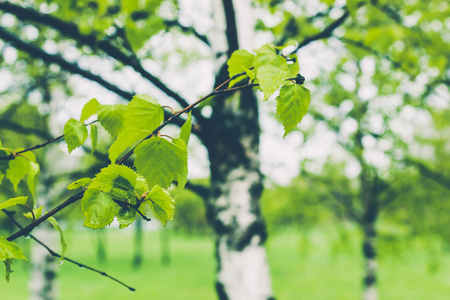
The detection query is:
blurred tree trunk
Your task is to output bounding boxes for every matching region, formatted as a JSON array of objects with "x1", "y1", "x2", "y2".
[
  {"x1": 205, "y1": 1, "x2": 274, "y2": 299},
  {"x1": 29, "y1": 195, "x2": 58, "y2": 300},
  {"x1": 360, "y1": 168, "x2": 381, "y2": 300},
  {"x1": 132, "y1": 218, "x2": 143, "y2": 268},
  {"x1": 96, "y1": 231, "x2": 107, "y2": 265}
]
